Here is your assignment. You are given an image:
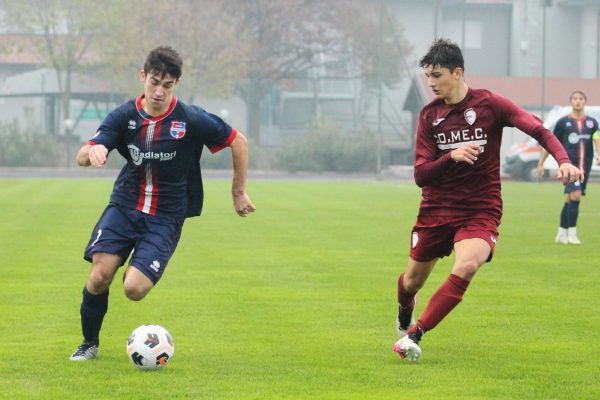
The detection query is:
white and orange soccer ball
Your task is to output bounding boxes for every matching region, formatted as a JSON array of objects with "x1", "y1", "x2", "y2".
[{"x1": 126, "y1": 324, "x2": 174, "y2": 370}]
